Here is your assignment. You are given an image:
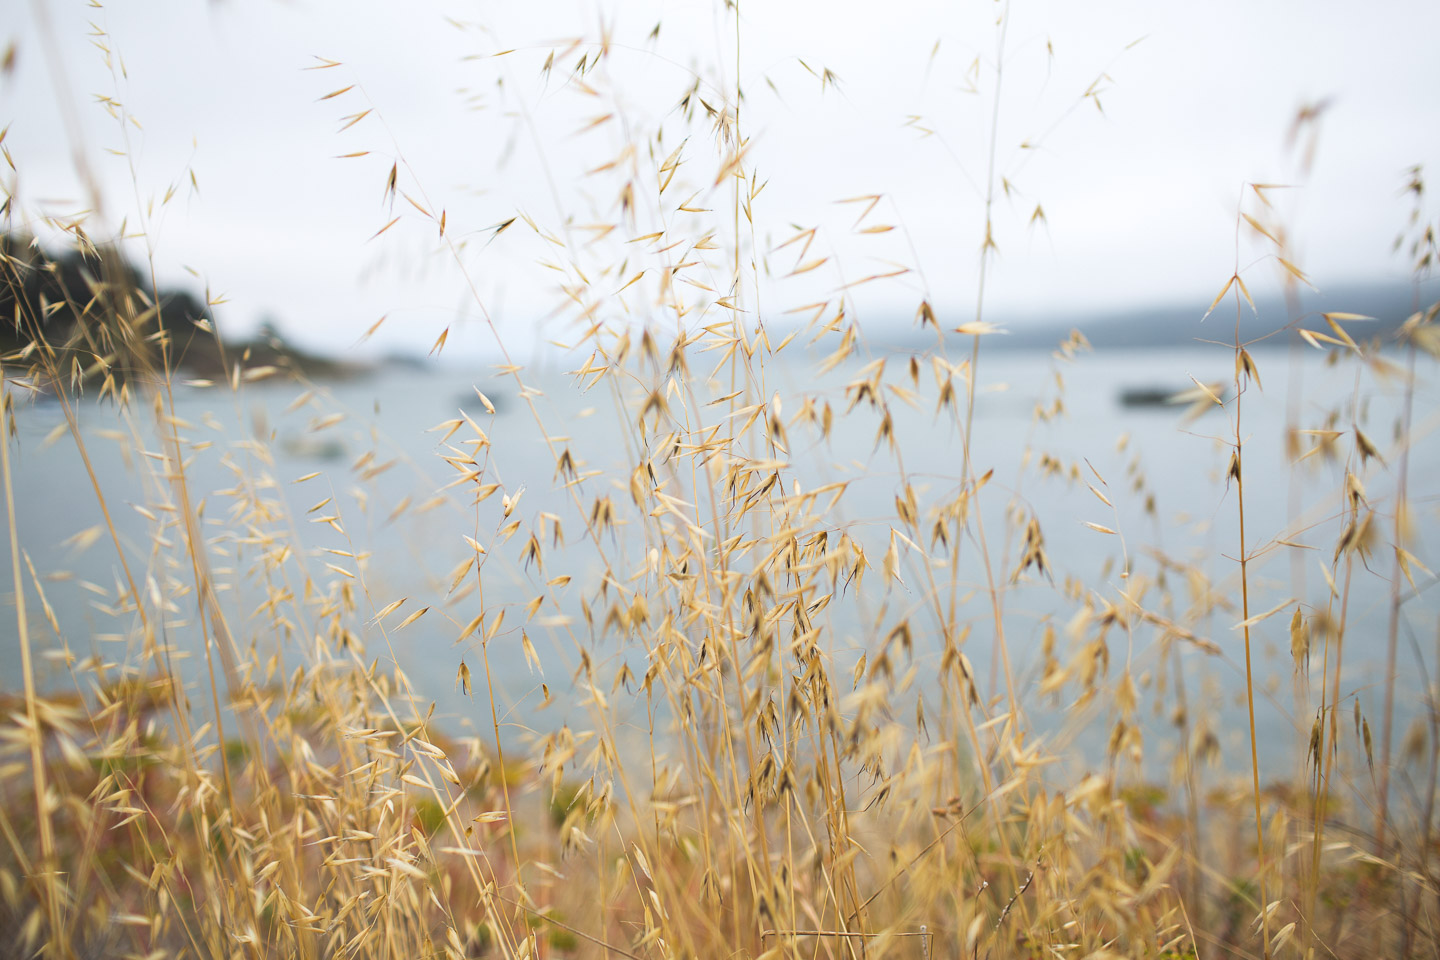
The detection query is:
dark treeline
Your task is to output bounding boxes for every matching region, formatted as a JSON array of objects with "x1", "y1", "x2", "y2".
[{"x1": 0, "y1": 232, "x2": 348, "y2": 385}]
